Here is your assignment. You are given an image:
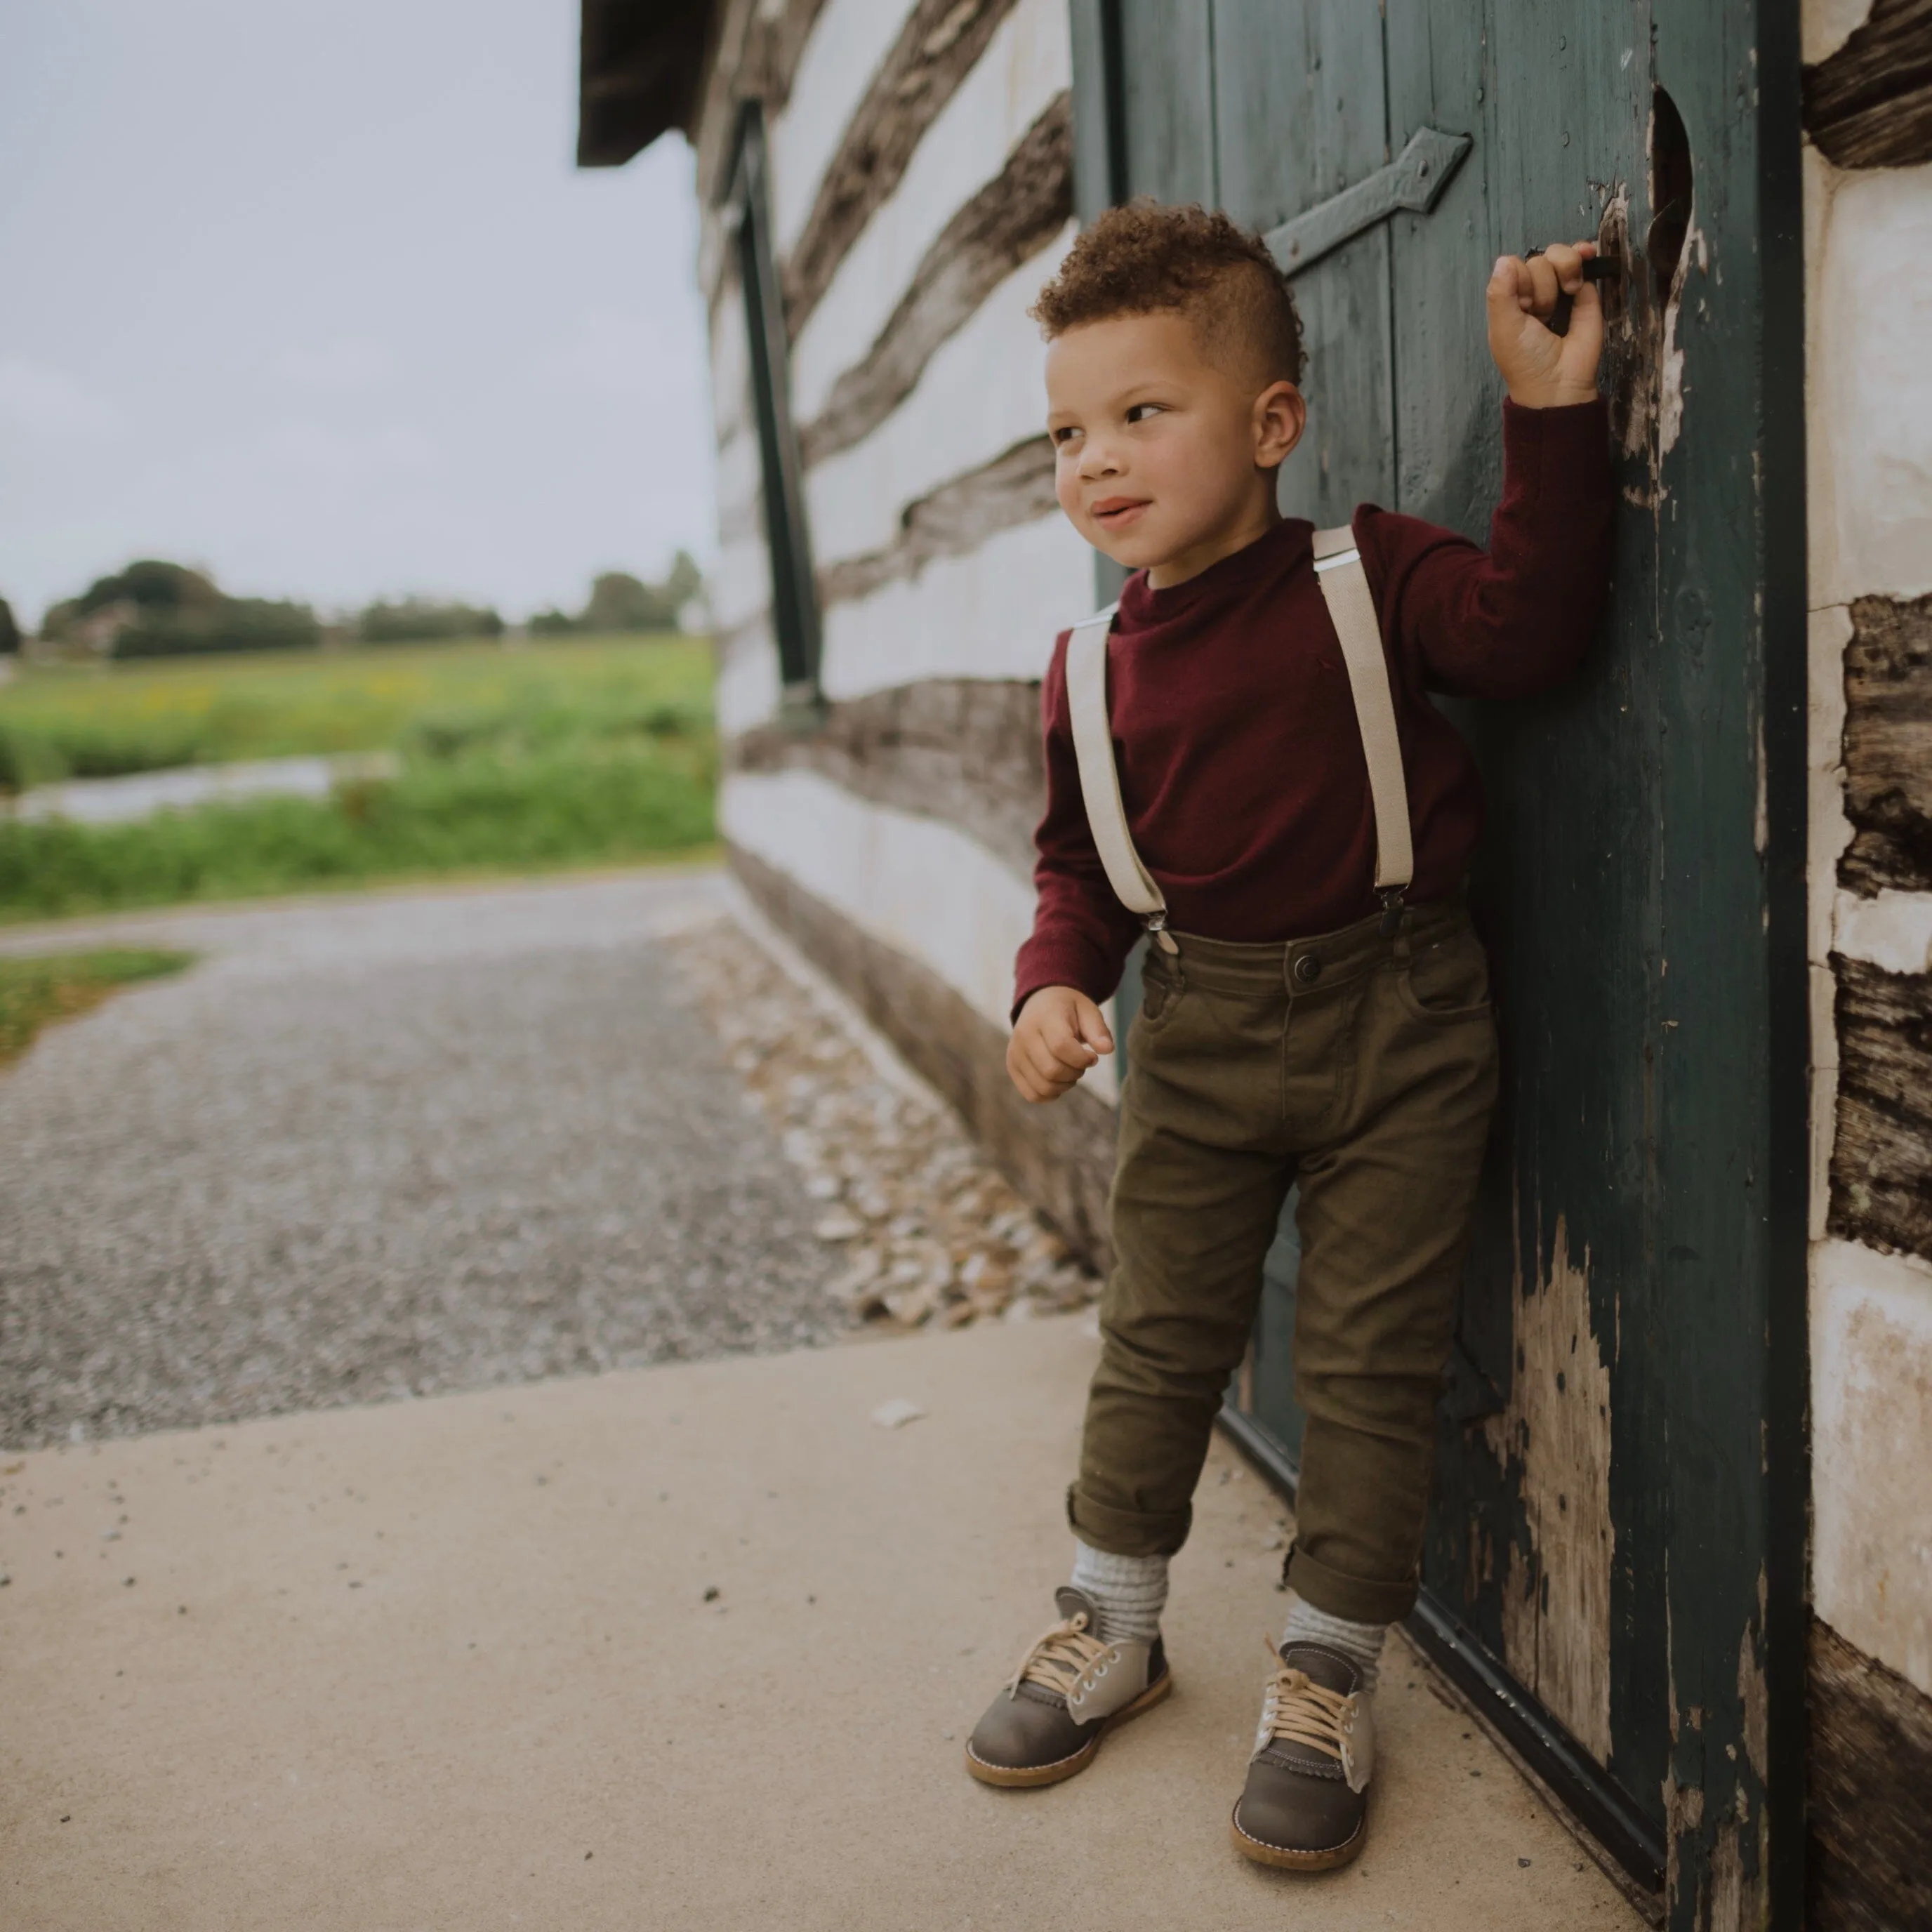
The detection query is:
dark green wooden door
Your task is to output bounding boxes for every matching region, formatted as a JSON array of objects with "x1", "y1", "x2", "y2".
[{"x1": 1073, "y1": 3, "x2": 1808, "y2": 1918}]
